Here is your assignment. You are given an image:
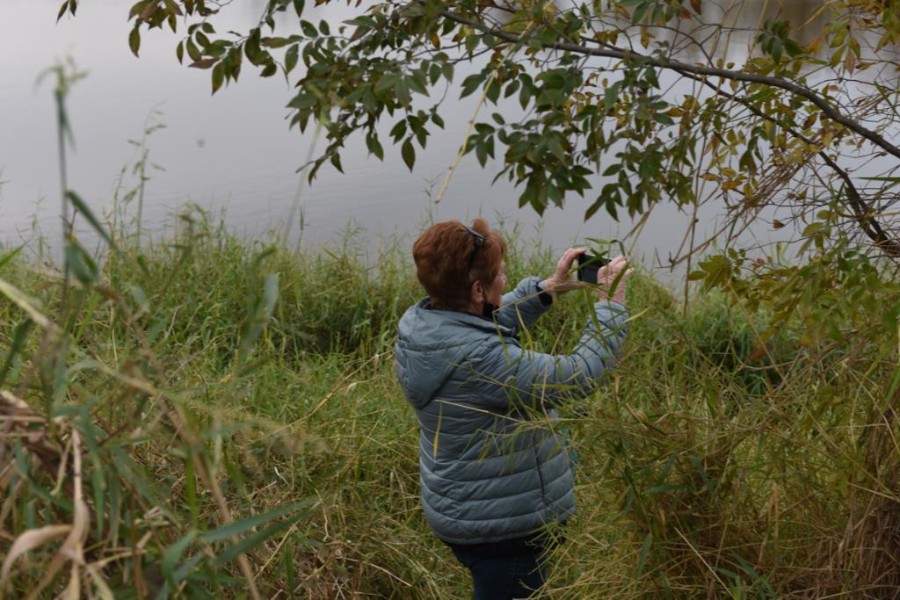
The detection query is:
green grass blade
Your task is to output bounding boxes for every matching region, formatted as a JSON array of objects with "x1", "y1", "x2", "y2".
[
  {"x1": 162, "y1": 529, "x2": 198, "y2": 585},
  {"x1": 66, "y1": 190, "x2": 113, "y2": 247},
  {"x1": 0, "y1": 319, "x2": 33, "y2": 389},
  {"x1": 199, "y1": 499, "x2": 313, "y2": 544}
]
